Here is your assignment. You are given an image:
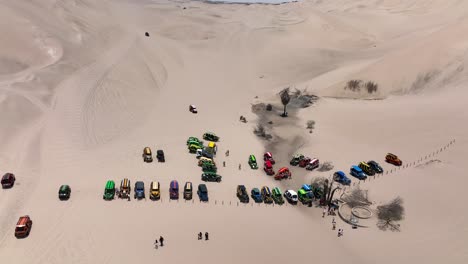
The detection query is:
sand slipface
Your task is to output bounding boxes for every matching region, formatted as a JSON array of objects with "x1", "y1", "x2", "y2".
[{"x1": 0, "y1": 0, "x2": 467, "y2": 263}]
